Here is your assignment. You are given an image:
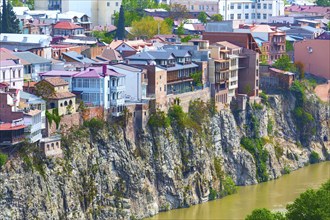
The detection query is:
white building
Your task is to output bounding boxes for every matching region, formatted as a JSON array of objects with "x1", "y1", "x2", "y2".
[
  {"x1": 109, "y1": 64, "x2": 148, "y2": 102},
  {"x1": 218, "y1": 0, "x2": 284, "y2": 23},
  {"x1": 23, "y1": 109, "x2": 42, "y2": 143},
  {"x1": 0, "y1": 60, "x2": 24, "y2": 90}
]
